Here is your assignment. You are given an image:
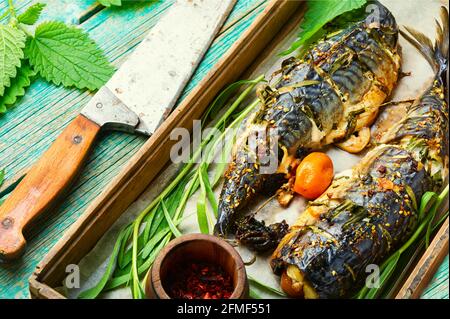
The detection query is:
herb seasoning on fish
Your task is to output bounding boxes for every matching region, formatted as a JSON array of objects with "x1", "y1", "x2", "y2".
[
  {"x1": 165, "y1": 262, "x2": 233, "y2": 299},
  {"x1": 271, "y1": 7, "x2": 449, "y2": 299},
  {"x1": 215, "y1": 0, "x2": 401, "y2": 236}
]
